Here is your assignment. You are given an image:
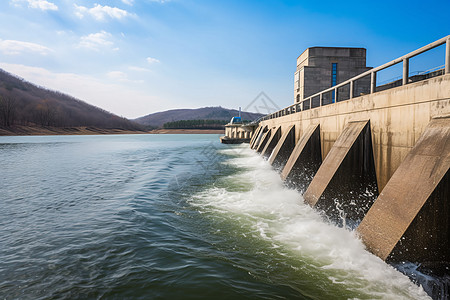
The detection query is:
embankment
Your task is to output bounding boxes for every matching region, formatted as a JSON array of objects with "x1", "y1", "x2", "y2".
[
  {"x1": 0, "y1": 126, "x2": 225, "y2": 136},
  {"x1": 0, "y1": 125, "x2": 150, "y2": 136}
]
